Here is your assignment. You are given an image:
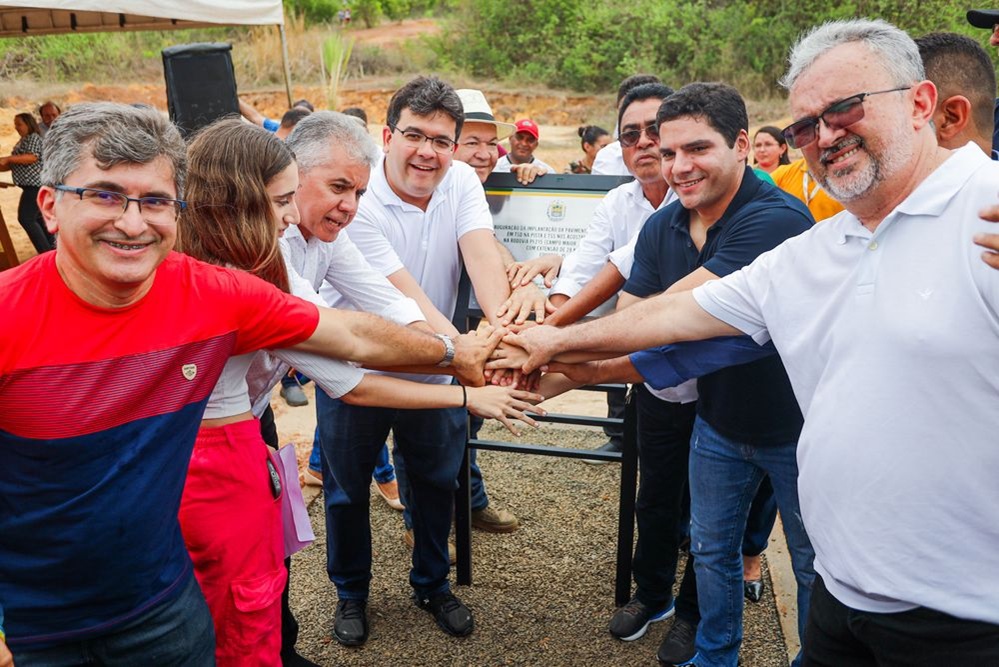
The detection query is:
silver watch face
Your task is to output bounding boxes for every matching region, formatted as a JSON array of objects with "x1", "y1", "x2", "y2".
[{"x1": 436, "y1": 334, "x2": 455, "y2": 367}]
